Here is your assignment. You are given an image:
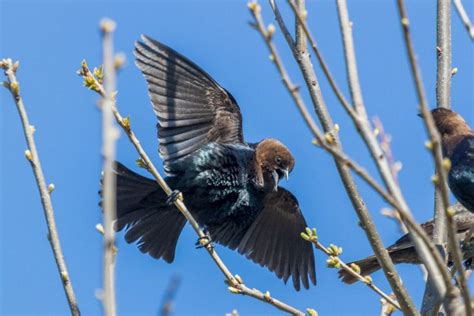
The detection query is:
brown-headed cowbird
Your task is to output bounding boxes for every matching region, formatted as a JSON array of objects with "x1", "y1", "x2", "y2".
[
  {"x1": 338, "y1": 206, "x2": 474, "y2": 284},
  {"x1": 107, "y1": 35, "x2": 316, "y2": 290},
  {"x1": 430, "y1": 108, "x2": 474, "y2": 212}
]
